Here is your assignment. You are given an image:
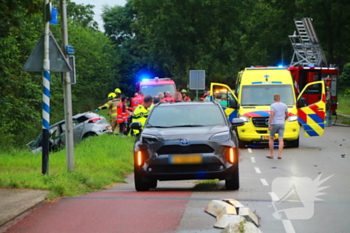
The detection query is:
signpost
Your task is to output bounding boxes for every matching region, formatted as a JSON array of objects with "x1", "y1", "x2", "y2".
[
  {"x1": 23, "y1": 2, "x2": 73, "y2": 174},
  {"x1": 189, "y1": 70, "x2": 205, "y2": 101}
]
